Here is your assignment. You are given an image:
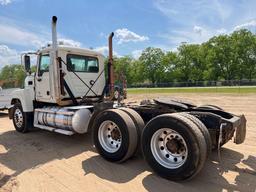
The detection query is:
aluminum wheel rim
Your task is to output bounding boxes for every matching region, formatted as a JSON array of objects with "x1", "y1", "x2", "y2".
[
  {"x1": 14, "y1": 108, "x2": 23, "y2": 128},
  {"x1": 150, "y1": 128, "x2": 188, "y2": 169},
  {"x1": 98, "y1": 120, "x2": 122, "y2": 153}
]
